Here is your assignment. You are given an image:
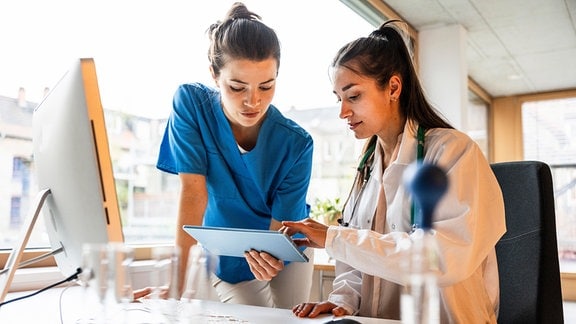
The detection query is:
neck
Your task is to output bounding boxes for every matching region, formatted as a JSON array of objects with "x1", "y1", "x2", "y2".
[
  {"x1": 377, "y1": 119, "x2": 406, "y2": 167},
  {"x1": 232, "y1": 123, "x2": 261, "y2": 151}
]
